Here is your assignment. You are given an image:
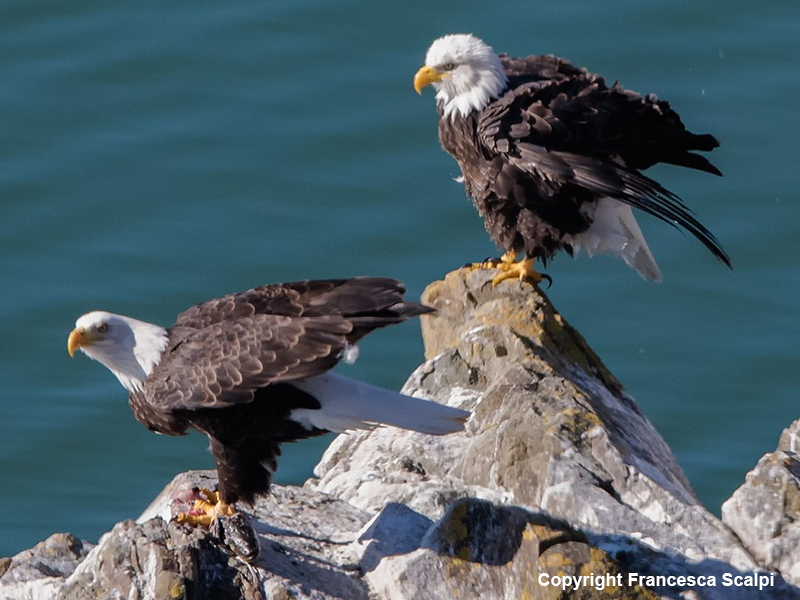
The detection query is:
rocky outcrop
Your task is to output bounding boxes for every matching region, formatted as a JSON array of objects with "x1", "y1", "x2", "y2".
[
  {"x1": 0, "y1": 533, "x2": 91, "y2": 600},
  {"x1": 313, "y1": 270, "x2": 750, "y2": 564},
  {"x1": 722, "y1": 419, "x2": 800, "y2": 586},
  {"x1": 1, "y1": 269, "x2": 798, "y2": 599}
]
